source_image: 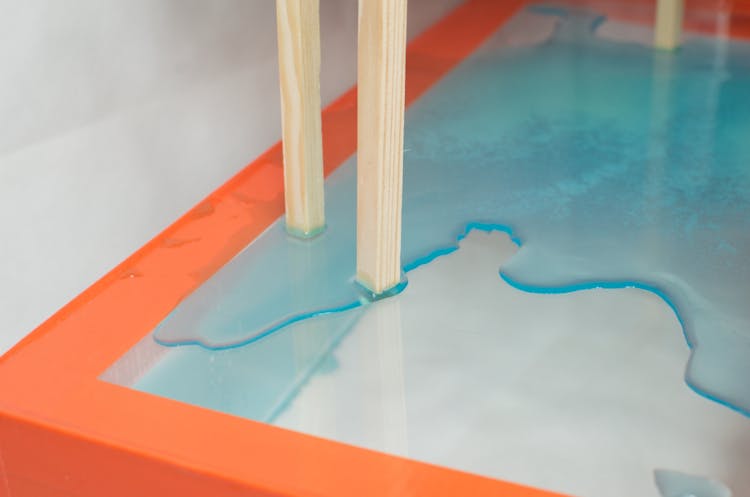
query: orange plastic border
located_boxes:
[1,2,748,497]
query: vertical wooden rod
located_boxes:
[654,0,684,50]
[356,0,408,294]
[276,0,325,237]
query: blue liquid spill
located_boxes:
[654,469,732,497]
[150,8,750,416]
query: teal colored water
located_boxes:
[654,469,731,497]
[143,8,750,416]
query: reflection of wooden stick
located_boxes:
[654,0,684,50]
[356,0,408,294]
[276,0,325,237]
[375,298,408,455]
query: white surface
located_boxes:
[0,0,461,355]
[275,231,750,497]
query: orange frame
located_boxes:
[1,2,749,496]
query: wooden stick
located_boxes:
[654,0,684,50]
[276,0,325,237]
[356,0,408,294]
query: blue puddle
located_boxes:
[654,469,731,497]
[138,7,750,419]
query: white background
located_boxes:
[0,0,461,354]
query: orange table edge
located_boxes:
[1,2,748,497]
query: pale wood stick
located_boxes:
[276,0,325,237]
[356,0,408,294]
[654,0,684,50]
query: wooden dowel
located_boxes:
[654,0,684,50]
[356,0,408,294]
[276,0,325,237]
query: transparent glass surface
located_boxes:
[110,6,750,497]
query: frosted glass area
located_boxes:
[151,5,750,418]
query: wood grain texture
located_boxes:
[654,0,684,50]
[276,0,325,237]
[356,0,408,294]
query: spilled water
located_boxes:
[145,7,750,416]
[654,469,732,497]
